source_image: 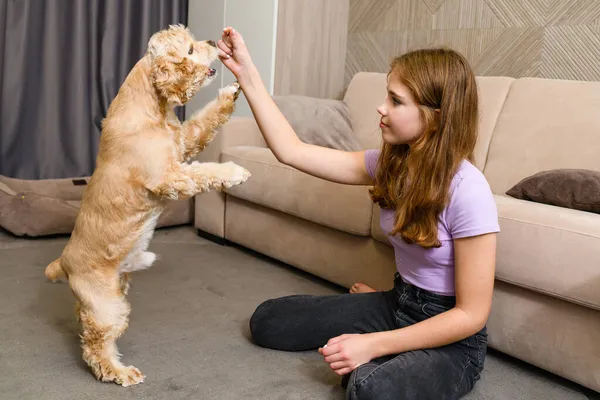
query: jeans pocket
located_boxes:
[420,301,450,318]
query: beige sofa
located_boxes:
[193,73,600,393]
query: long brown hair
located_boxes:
[369,48,478,248]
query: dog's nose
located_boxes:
[206,40,216,47]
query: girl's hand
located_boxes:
[318,334,378,376]
[217,27,258,87]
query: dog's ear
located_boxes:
[148,24,196,105]
[152,58,181,105]
[148,24,190,59]
[152,56,196,106]
[148,31,168,59]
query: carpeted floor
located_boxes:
[1,226,598,400]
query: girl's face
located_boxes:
[377,73,424,146]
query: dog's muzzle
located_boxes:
[208,68,216,77]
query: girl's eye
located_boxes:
[392,97,401,105]
[188,46,194,55]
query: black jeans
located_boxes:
[249,273,487,400]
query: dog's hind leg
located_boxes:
[70,272,144,386]
[117,251,156,296]
[119,273,131,296]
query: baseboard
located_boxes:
[196,228,230,246]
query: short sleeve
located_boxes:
[364,149,381,179]
[446,175,500,239]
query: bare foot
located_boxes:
[349,283,376,294]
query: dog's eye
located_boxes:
[188,46,194,55]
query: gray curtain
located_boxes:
[0,0,188,179]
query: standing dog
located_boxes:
[44,24,250,386]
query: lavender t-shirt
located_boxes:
[365,149,500,295]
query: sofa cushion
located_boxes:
[484,77,600,195]
[273,95,361,152]
[0,175,192,237]
[494,194,600,311]
[221,146,373,236]
[506,169,600,214]
[343,72,387,150]
[472,76,514,170]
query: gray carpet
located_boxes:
[1,226,598,400]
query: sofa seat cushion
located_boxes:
[221,146,373,236]
[495,194,600,310]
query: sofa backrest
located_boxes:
[472,77,514,170]
[483,77,600,195]
[343,72,387,150]
[343,72,514,171]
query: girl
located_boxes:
[218,27,499,400]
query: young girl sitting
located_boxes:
[217,27,499,400]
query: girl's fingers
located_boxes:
[324,353,345,363]
[333,367,354,376]
[329,361,349,371]
[218,49,230,59]
[217,40,232,56]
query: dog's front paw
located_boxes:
[218,82,241,102]
[219,161,251,188]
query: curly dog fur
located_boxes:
[44,24,250,386]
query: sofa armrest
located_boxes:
[194,116,266,239]
[195,116,267,163]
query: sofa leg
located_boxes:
[196,229,230,246]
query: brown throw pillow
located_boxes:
[273,95,362,152]
[505,169,600,213]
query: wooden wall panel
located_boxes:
[346,0,600,86]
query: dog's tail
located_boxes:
[45,258,67,282]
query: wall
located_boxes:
[188,0,351,106]
[187,0,278,117]
[274,0,349,99]
[189,1,600,110]
[346,0,600,85]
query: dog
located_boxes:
[44,24,250,386]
